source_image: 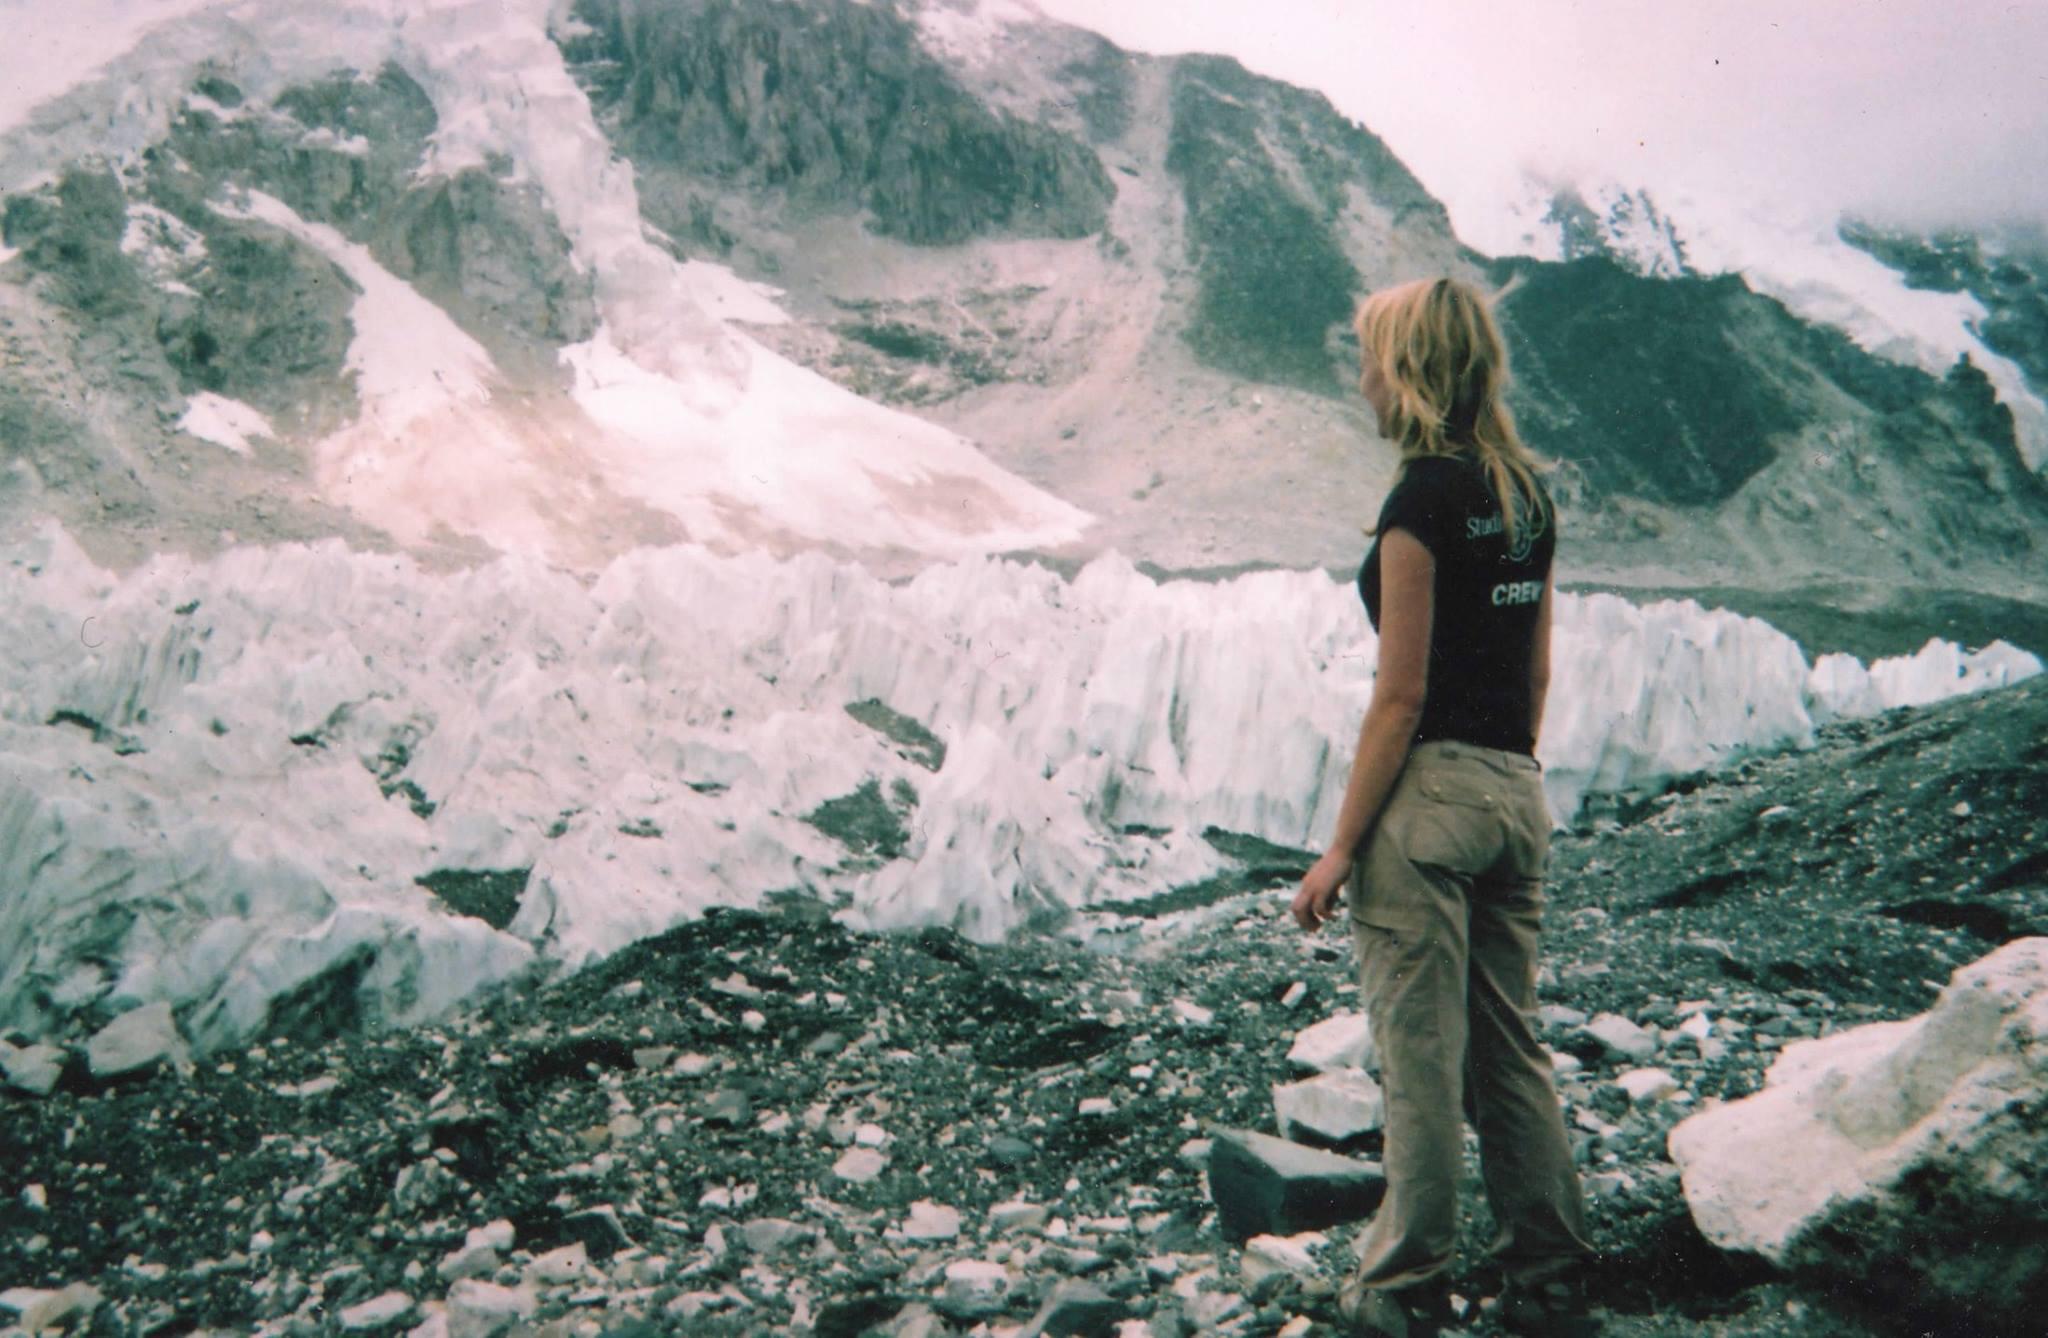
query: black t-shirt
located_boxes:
[1357,454,1556,754]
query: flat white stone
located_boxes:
[340,1291,414,1329]
[1616,1068,1681,1104]
[1078,1096,1115,1116]
[1173,999,1215,1026]
[1286,1013,1374,1073]
[1240,1234,1318,1286]
[1273,1069,1384,1143]
[991,1200,1050,1233]
[901,1200,962,1241]
[1582,1013,1658,1062]
[526,1242,588,1285]
[832,1147,887,1183]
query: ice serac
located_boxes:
[1669,938,2048,1331]
[0,525,2037,1054]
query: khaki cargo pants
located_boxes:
[1346,740,1593,1290]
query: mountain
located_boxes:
[1,0,2043,628]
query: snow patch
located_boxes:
[177,394,275,455]
[214,187,496,432]
[913,0,1042,70]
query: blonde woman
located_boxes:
[1290,277,1596,1336]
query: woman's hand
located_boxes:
[1293,851,1353,932]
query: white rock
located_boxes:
[1178,1138,1212,1168]
[1,1043,66,1095]
[740,1009,767,1032]
[1670,938,2048,1314]
[991,1200,1051,1233]
[833,1147,887,1183]
[941,1259,1009,1313]
[86,1002,187,1078]
[1279,982,1307,1008]
[1272,1069,1384,1143]
[1678,1013,1714,1042]
[1616,1068,1680,1105]
[1286,1012,1374,1073]
[673,1053,715,1077]
[1078,1096,1115,1116]
[525,1242,588,1285]
[901,1200,962,1241]
[1582,1013,1658,1062]
[739,1218,814,1254]
[1240,1234,1318,1286]
[23,1185,47,1212]
[0,1283,101,1332]
[1173,999,1215,1027]
[340,1291,415,1329]
[1549,1050,1583,1076]
[854,1122,889,1147]
[445,1279,537,1338]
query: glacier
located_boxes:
[2,524,2036,1056]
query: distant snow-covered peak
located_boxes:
[1492,178,1692,280]
[1483,170,2047,471]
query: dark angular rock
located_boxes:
[1020,1280,1123,1337]
[1206,1127,1385,1241]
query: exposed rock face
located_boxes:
[563,0,1115,246]
[1669,937,2048,1331]
[1164,54,1456,394]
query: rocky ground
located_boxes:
[3,676,2044,1337]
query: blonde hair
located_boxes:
[1356,276,1550,545]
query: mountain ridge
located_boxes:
[0,0,2040,619]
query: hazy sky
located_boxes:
[1031,0,2048,240]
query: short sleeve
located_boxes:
[1374,460,1456,558]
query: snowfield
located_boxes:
[2,524,2036,1054]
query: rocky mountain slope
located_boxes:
[1,0,2042,625]
[4,674,2042,1336]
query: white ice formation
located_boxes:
[2,523,2037,1055]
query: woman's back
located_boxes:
[1357,453,1554,755]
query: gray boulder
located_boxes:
[1206,1127,1385,1240]
[86,1002,187,1079]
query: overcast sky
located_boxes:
[1031,0,2048,243]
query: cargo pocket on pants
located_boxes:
[1393,770,1505,876]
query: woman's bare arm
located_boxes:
[1529,572,1554,749]
[1292,528,1433,931]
